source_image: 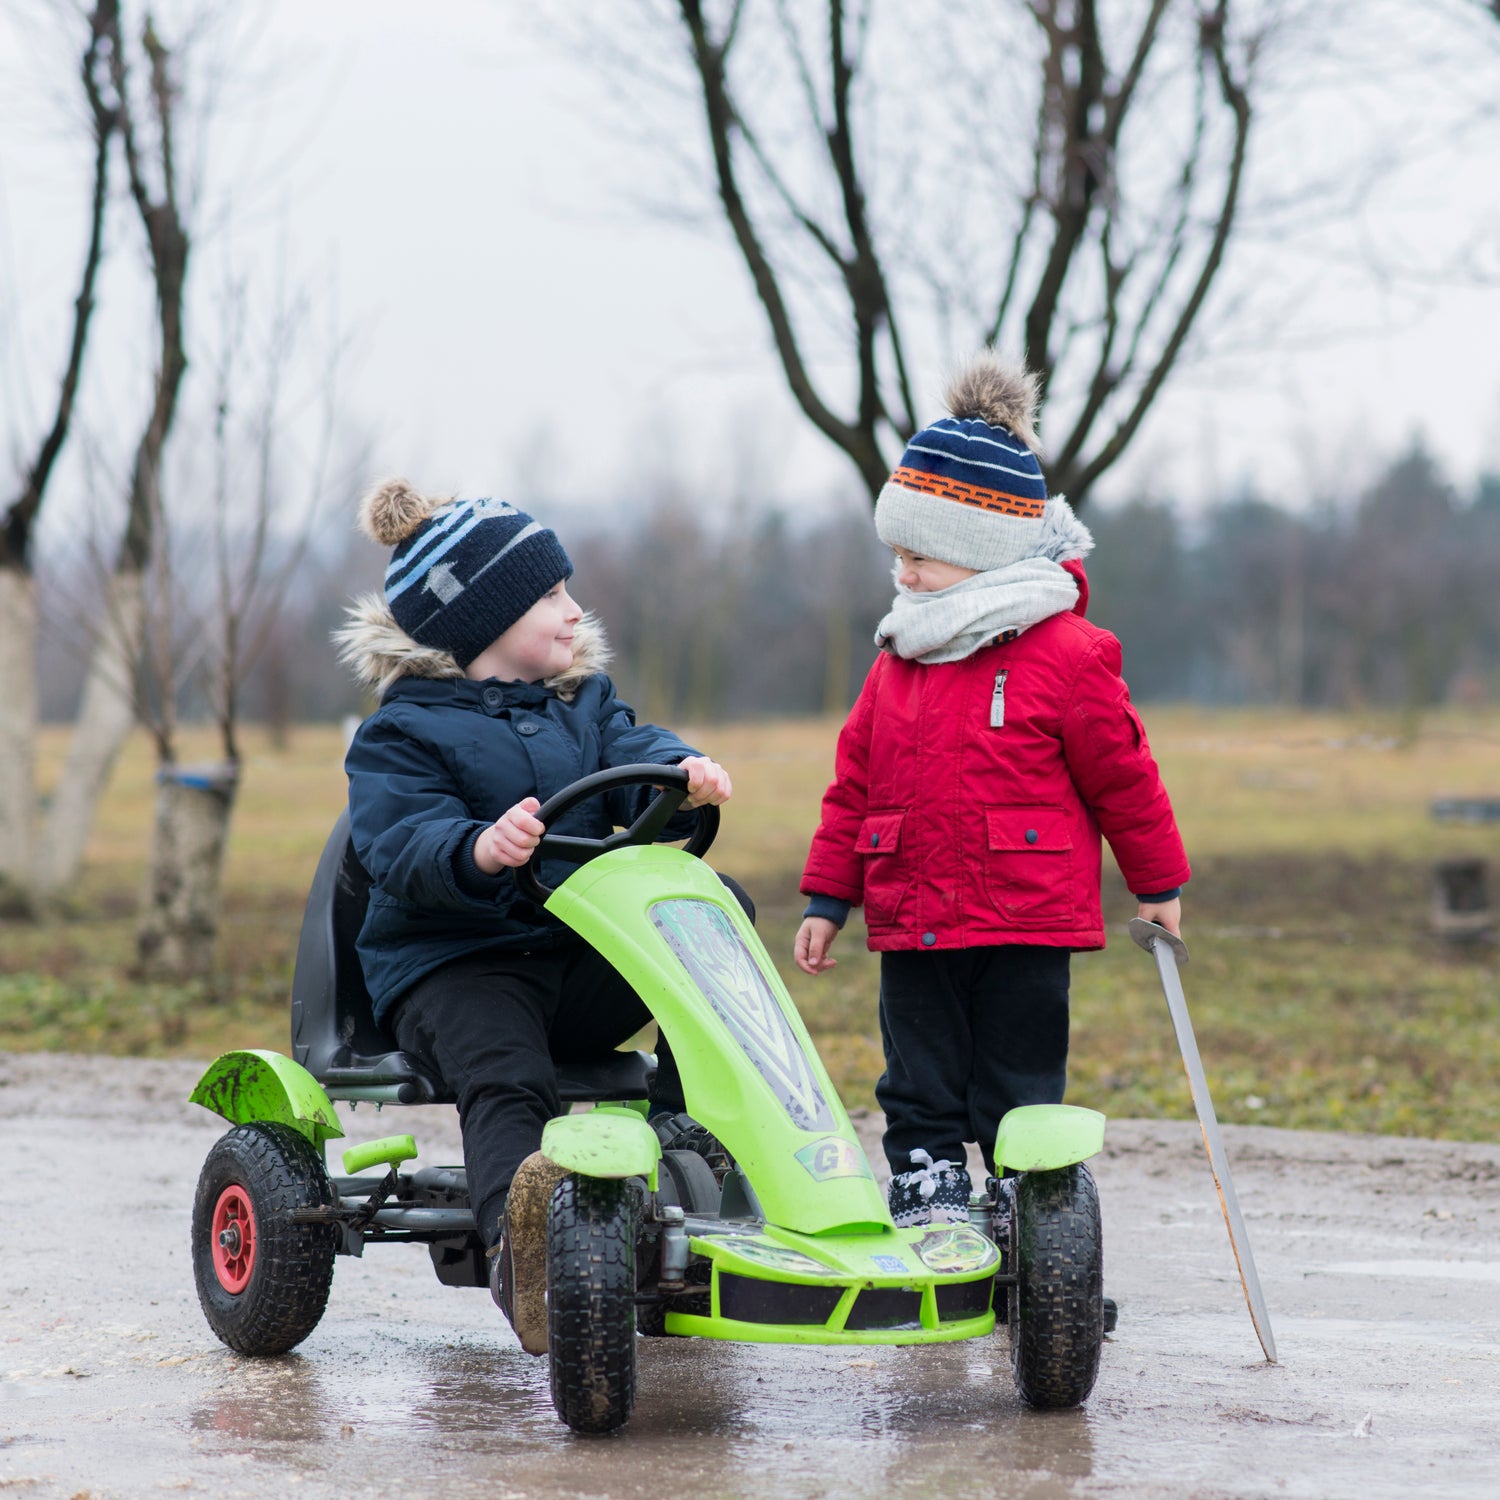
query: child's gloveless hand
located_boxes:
[794,916,840,976]
[1136,895,1182,937]
[474,796,546,873]
[679,756,732,808]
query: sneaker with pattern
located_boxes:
[887,1148,973,1228]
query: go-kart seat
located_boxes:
[289,810,656,1106]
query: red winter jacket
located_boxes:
[800,562,1189,952]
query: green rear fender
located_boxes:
[189,1049,344,1149]
[995,1103,1105,1172]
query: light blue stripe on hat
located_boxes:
[927,417,1032,458]
[387,507,492,602]
[904,441,1041,483]
[384,500,473,587]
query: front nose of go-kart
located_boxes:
[541,841,1009,1344]
[662,1217,1000,1344]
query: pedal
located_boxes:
[342,1134,418,1176]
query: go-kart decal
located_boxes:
[794,1136,875,1183]
[912,1227,999,1275]
[869,1254,910,1274]
[651,900,836,1133]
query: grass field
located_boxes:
[4,708,1500,1141]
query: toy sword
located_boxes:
[1129,918,1278,1363]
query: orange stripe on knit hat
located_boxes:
[889,465,1046,520]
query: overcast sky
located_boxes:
[3,0,1500,543]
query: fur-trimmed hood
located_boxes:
[335,596,612,701]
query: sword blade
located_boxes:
[1141,927,1278,1364]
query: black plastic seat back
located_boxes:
[289,812,654,1106]
[289,811,448,1101]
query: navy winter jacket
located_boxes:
[345,671,699,1023]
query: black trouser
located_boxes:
[392,941,685,1248]
[876,945,1071,1179]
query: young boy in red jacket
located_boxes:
[794,352,1190,1228]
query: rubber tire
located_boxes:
[661,1149,722,1215]
[547,1175,637,1434]
[191,1123,338,1356]
[1008,1162,1104,1409]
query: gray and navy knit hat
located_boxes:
[875,353,1049,572]
[358,479,573,668]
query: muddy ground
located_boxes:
[1,1051,1497,1500]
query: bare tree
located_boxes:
[0,0,118,904]
[134,275,353,982]
[37,4,193,897]
[656,0,1260,508]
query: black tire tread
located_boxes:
[191,1123,338,1356]
[547,1175,636,1434]
[1008,1162,1104,1408]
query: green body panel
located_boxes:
[342,1134,418,1176]
[542,1110,661,1188]
[664,1310,995,1346]
[661,1221,998,1344]
[189,1049,344,1148]
[545,846,889,1237]
[994,1103,1105,1171]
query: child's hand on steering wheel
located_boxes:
[679,756,732,808]
[475,797,546,873]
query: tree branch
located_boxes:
[107,7,191,574]
[675,0,886,494]
[1070,1,1252,498]
[0,0,118,571]
[1023,0,1108,394]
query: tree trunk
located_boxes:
[35,570,145,896]
[0,567,38,910]
[136,761,239,982]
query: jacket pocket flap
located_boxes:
[985,807,1072,853]
[857,811,905,855]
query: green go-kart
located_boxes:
[188,765,1107,1434]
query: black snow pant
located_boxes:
[875,945,1071,1179]
[391,877,755,1247]
[392,941,684,1249]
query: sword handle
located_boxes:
[1129,916,1189,965]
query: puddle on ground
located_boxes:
[1319,1260,1500,1282]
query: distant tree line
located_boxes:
[35,444,1500,727]
[1088,448,1500,714]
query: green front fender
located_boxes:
[995,1103,1105,1172]
[189,1049,344,1149]
[545,845,887,1237]
[542,1110,661,1189]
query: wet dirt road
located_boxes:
[2,1051,1497,1500]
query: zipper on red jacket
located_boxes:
[990,669,1008,728]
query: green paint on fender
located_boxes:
[995,1103,1105,1171]
[543,1110,661,1184]
[189,1049,344,1148]
[545,846,890,1237]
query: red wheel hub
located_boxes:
[210,1184,257,1294]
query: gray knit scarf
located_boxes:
[874,497,1094,664]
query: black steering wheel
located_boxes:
[512,762,720,904]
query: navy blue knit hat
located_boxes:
[359,479,573,668]
[875,353,1049,572]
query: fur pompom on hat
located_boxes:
[876,351,1069,573]
[359,477,443,546]
[944,354,1041,452]
[354,476,573,670]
